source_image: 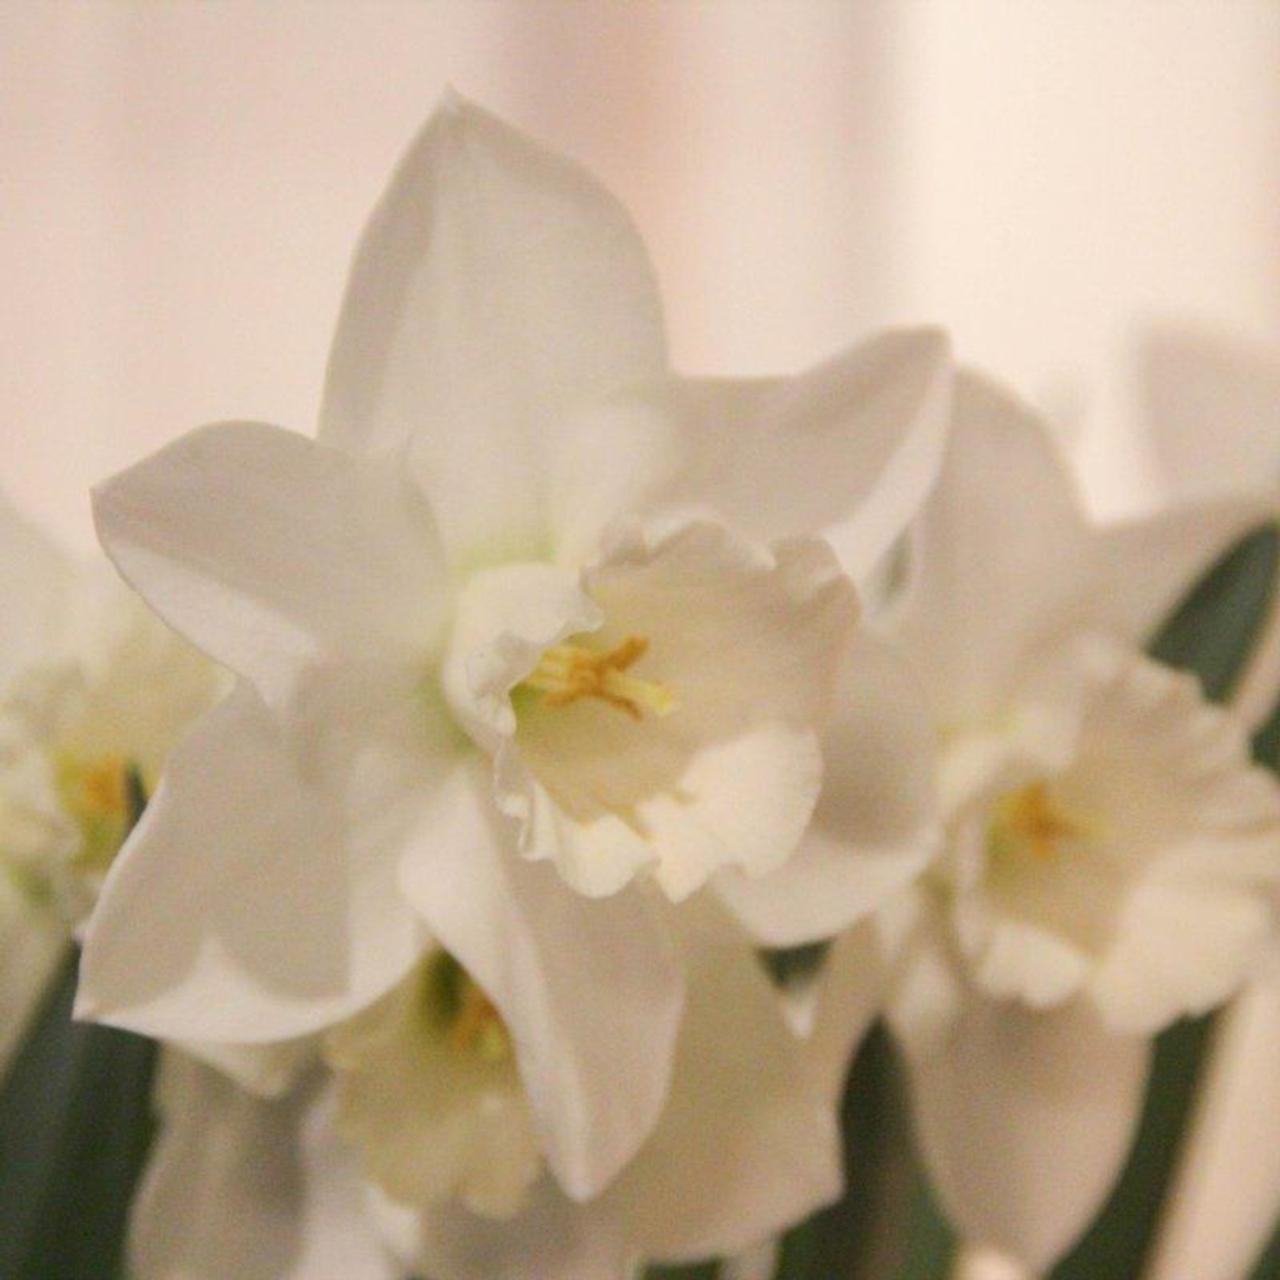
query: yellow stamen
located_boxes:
[52,750,132,871]
[422,951,513,1063]
[448,981,511,1062]
[989,781,1087,863]
[522,636,678,720]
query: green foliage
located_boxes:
[0,948,158,1280]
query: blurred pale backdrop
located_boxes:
[2,2,1278,541]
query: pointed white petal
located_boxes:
[77,682,430,1043]
[553,330,951,577]
[897,367,1271,727]
[894,371,1098,722]
[399,1177,634,1280]
[806,920,896,1104]
[131,1054,396,1280]
[902,991,1150,1273]
[320,92,666,559]
[1145,956,1280,1280]
[92,422,446,704]
[398,759,683,1202]
[615,912,843,1263]
[174,1037,318,1100]
[716,632,939,946]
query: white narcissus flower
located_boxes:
[128,912,860,1280]
[1125,324,1280,1280]
[0,492,221,1072]
[77,90,948,1245]
[818,369,1280,1273]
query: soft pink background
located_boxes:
[3,3,1278,551]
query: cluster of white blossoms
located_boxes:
[4,95,1280,1280]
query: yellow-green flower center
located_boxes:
[518,635,677,721]
[52,750,138,873]
[987,780,1090,864]
[422,951,512,1063]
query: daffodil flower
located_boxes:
[0,492,220,1071]
[78,94,949,1208]
[128,910,855,1280]
[821,370,1280,1272]
[1124,323,1280,1280]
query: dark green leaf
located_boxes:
[775,1022,926,1280]
[1249,1215,1280,1280]
[0,945,158,1279]
[644,1263,720,1280]
[0,769,158,1279]
[1148,522,1278,703]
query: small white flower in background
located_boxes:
[0,493,221,1071]
[817,369,1280,1273]
[1123,324,1280,1280]
[74,90,948,1269]
[129,908,859,1280]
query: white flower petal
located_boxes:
[398,758,684,1202]
[897,369,1273,723]
[1092,881,1277,1034]
[400,1177,633,1280]
[805,920,895,1104]
[1093,497,1277,652]
[175,1037,318,1101]
[131,1054,396,1280]
[319,92,666,560]
[77,682,430,1043]
[894,370,1098,721]
[715,632,939,946]
[549,329,951,580]
[0,492,74,681]
[92,421,446,704]
[902,990,1150,1273]
[325,970,541,1219]
[1145,955,1280,1280]
[613,911,843,1263]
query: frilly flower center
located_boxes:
[987,780,1092,864]
[519,635,678,721]
[422,951,512,1063]
[51,750,143,872]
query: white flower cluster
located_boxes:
[3,95,1279,1280]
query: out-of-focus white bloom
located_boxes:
[78,91,947,1214]
[0,493,220,1071]
[130,911,849,1280]
[1124,324,1280,1280]
[819,369,1280,1272]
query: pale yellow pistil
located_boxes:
[988,781,1088,863]
[522,636,678,720]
